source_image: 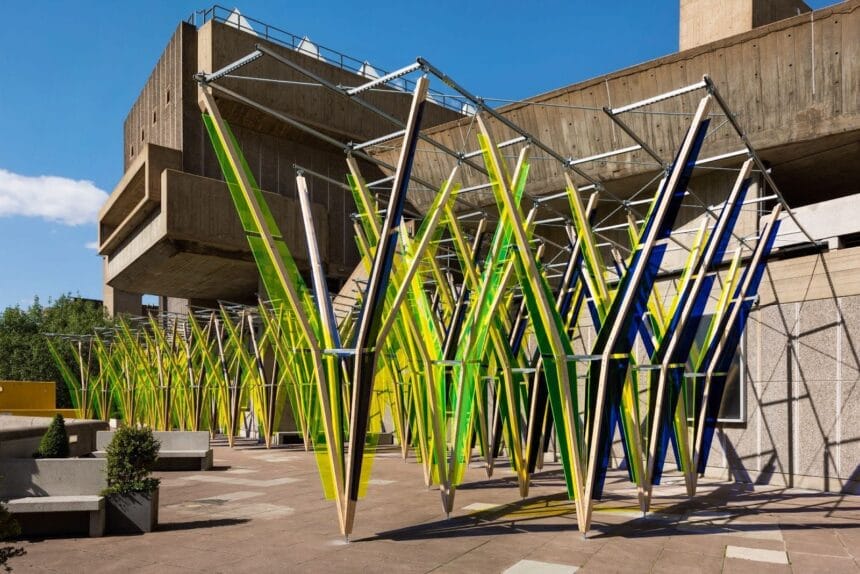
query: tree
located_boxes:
[0,295,112,408]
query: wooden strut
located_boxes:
[476,113,589,534]
[643,158,754,509]
[198,86,348,535]
[343,76,429,536]
[583,95,714,533]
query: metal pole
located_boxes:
[703,75,817,244]
[418,57,601,187]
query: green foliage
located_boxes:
[34,414,70,458]
[104,426,161,495]
[0,295,112,408]
[0,479,25,572]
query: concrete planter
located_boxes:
[106,489,159,533]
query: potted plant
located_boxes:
[34,414,70,458]
[104,426,161,533]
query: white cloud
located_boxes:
[84,241,99,250]
[0,168,108,226]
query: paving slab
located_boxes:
[7,442,859,573]
[725,545,789,564]
[502,559,579,573]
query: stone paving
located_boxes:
[10,441,860,573]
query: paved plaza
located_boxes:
[11,442,860,573]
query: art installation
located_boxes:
[50,51,795,540]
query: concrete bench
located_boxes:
[0,414,109,457]
[272,431,305,446]
[0,458,107,537]
[95,430,213,471]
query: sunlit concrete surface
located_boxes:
[11,441,860,573]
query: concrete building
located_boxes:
[98,1,860,493]
[98,12,460,314]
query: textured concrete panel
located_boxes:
[755,380,792,486]
[840,381,860,485]
[795,298,839,480]
[722,423,759,477]
[839,296,860,483]
[756,304,793,384]
[754,303,795,484]
[841,296,860,379]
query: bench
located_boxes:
[0,414,109,457]
[95,430,213,471]
[272,431,305,446]
[0,458,107,537]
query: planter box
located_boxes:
[106,489,159,533]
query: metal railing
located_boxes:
[187,5,464,113]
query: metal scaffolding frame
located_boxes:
[180,40,808,539]
[195,46,816,280]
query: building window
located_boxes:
[166,89,171,104]
[684,315,746,424]
[153,110,157,124]
[130,146,134,157]
[141,129,145,141]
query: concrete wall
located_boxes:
[198,120,355,279]
[124,23,194,171]
[706,291,860,493]
[188,21,461,280]
[103,168,331,301]
[753,0,813,28]
[377,0,860,212]
[107,18,466,308]
[680,0,811,50]
[681,0,754,50]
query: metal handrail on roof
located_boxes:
[187,4,464,113]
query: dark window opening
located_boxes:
[717,354,743,422]
[684,315,746,424]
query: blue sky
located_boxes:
[0,0,836,309]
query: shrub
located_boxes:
[0,485,25,571]
[35,414,70,458]
[104,426,161,495]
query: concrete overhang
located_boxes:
[99,144,181,255]
[102,167,328,302]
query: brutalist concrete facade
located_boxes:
[99,18,460,313]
